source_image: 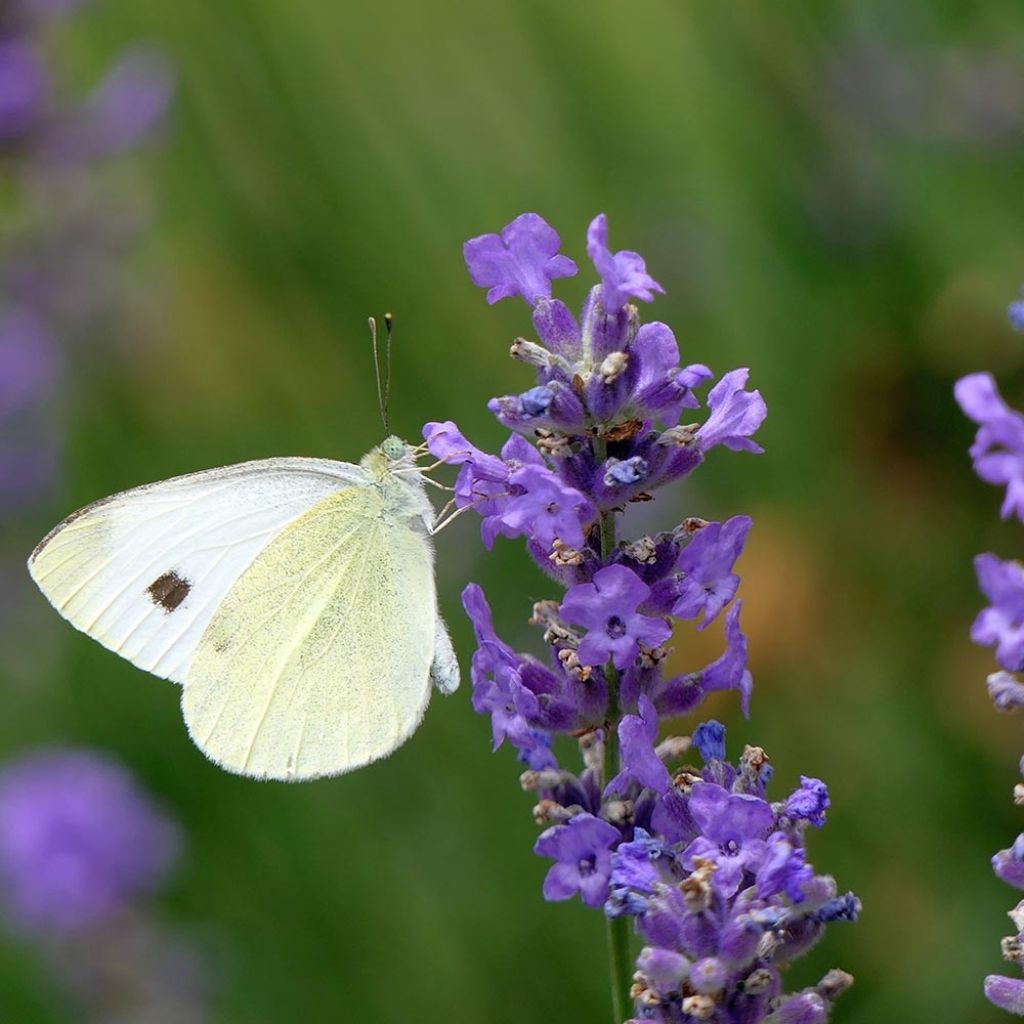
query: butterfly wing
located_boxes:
[181,485,436,780]
[28,458,369,684]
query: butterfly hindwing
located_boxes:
[182,485,437,780]
[28,458,369,684]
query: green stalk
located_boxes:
[594,437,633,1024]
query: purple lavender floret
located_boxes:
[673,516,753,628]
[586,213,664,310]
[0,749,179,934]
[534,813,620,908]
[464,213,577,306]
[561,565,671,671]
[437,213,854,1022]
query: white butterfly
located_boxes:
[28,317,462,781]
[27,435,460,782]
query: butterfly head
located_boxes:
[363,435,418,478]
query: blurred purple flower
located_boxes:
[0,5,173,526]
[1009,287,1024,333]
[955,372,1024,522]
[972,553,1024,672]
[0,749,179,933]
[0,39,47,139]
[0,307,58,419]
[42,49,174,164]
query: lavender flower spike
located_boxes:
[464,213,577,306]
[957,365,1024,1017]
[442,213,855,1023]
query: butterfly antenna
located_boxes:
[383,312,394,436]
[368,316,388,433]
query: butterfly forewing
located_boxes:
[28,458,368,684]
[182,485,437,781]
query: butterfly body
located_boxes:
[28,437,459,781]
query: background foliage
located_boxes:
[3,1,1024,1020]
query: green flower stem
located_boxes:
[595,434,632,1023]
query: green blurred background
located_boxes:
[4,0,1024,1020]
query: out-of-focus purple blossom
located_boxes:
[464,213,577,306]
[0,307,58,418]
[955,372,1024,522]
[534,813,619,908]
[0,3,173,525]
[0,39,47,139]
[972,554,1024,672]
[42,49,174,164]
[1009,287,1024,333]
[561,564,671,670]
[0,749,179,933]
[586,213,664,311]
[672,515,753,628]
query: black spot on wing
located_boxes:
[147,570,191,613]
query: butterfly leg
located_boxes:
[430,614,460,695]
